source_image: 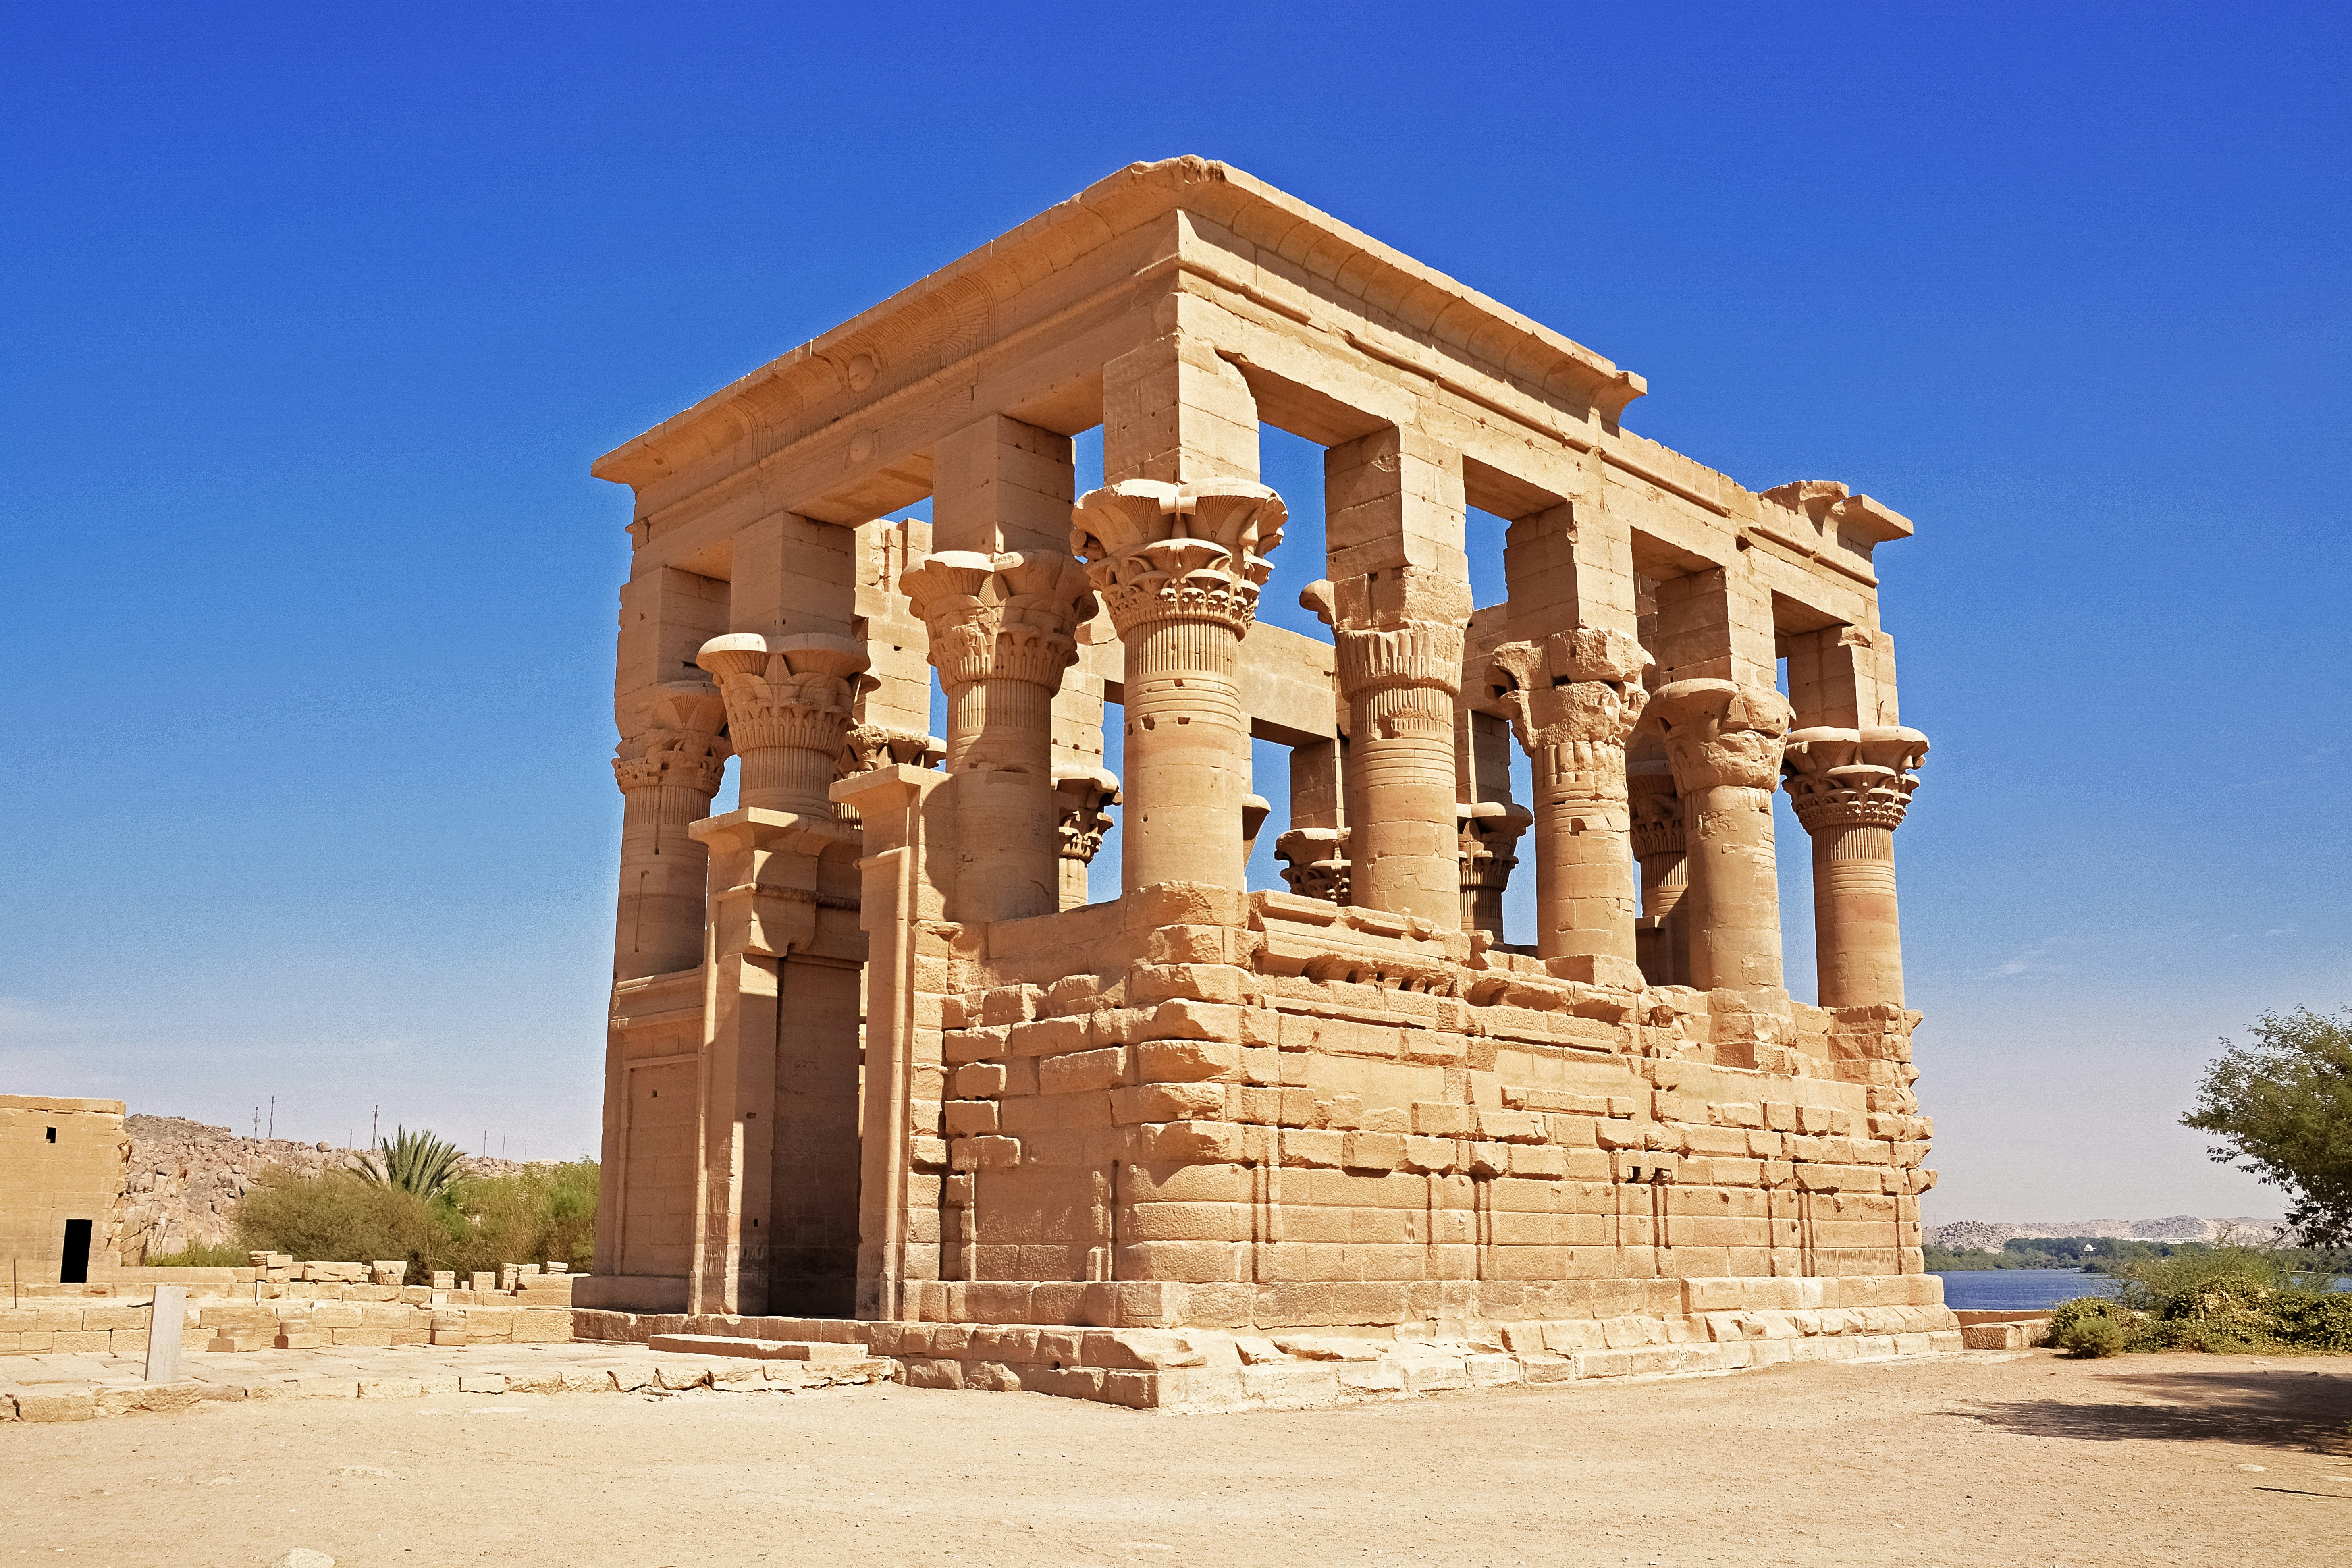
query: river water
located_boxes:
[1933,1267,2352,1310]
[1932,1269,2120,1310]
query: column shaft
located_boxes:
[1651,679,1793,994]
[1783,726,1928,1008]
[1071,480,1287,895]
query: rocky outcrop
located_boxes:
[1929,1217,2286,1252]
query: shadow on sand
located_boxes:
[1949,1366,2352,1453]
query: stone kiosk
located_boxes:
[583,159,1950,1405]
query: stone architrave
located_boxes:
[1303,572,1471,928]
[902,550,1096,923]
[1648,679,1793,994]
[610,681,731,982]
[1069,478,1286,893]
[1488,628,1652,981]
[1782,726,1928,1007]
[1627,751,1687,987]
[1051,765,1120,911]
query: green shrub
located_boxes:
[232,1153,598,1280]
[2048,1296,2139,1356]
[237,1168,469,1276]
[2275,1290,2352,1352]
[141,1240,253,1268]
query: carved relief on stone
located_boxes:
[1486,627,1652,791]
[1274,827,1349,903]
[611,681,731,797]
[900,550,1097,690]
[1068,479,1286,636]
[1648,679,1793,795]
[1051,766,1120,866]
[1780,727,1929,834]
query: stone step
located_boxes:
[646,1334,868,1362]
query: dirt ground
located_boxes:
[5,1349,2347,1567]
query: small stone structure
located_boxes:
[586,158,1950,1401]
[2,1096,131,1286]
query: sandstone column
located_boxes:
[690,629,873,1318]
[1305,574,1469,927]
[1782,727,1928,1007]
[1626,750,1688,987]
[1457,803,1533,941]
[610,682,731,982]
[1649,679,1793,993]
[1070,478,1286,893]
[1051,766,1120,911]
[902,550,1096,924]
[1487,629,1651,981]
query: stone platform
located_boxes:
[0,1340,889,1422]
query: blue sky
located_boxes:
[4,3,2344,1217]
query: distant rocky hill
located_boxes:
[1929,1216,2286,1253]
[122,1114,531,1263]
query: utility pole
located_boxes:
[267,1097,275,1141]
[371,1105,379,1148]
[251,1107,260,1140]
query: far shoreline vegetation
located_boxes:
[1927,1236,2352,1276]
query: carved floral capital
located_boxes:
[1457,802,1534,891]
[612,682,731,797]
[1649,679,1793,794]
[1052,766,1121,865]
[1781,726,1928,833]
[901,550,1096,690]
[1069,479,1286,637]
[696,632,875,762]
[1626,755,1683,859]
[1488,628,1652,788]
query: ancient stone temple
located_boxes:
[583,159,1951,1401]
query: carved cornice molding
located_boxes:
[1069,479,1286,638]
[1488,627,1652,791]
[901,550,1096,690]
[697,632,875,762]
[1782,725,1928,834]
[1649,679,1793,795]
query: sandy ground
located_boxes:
[4,1349,2347,1567]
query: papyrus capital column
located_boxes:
[1651,679,1793,993]
[1304,570,1469,928]
[1458,802,1533,940]
[1783,726,1928,1007]
[1052,766,1120,911]
[903,550,1095,922]
[1627,752,1688,988]
[611,682,731,982]
[1490,628,1652,979]
[1070,478,1286,893]
[697,633,874,816]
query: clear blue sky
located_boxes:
[4,4,2344,1218]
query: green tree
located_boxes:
[356,1126,464,1200]
[2183,1007,2352,1246]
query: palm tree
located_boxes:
[357,1126,463,1200]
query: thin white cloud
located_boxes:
[1984,938,2068,980]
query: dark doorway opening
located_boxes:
[60,1218,91,1284]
